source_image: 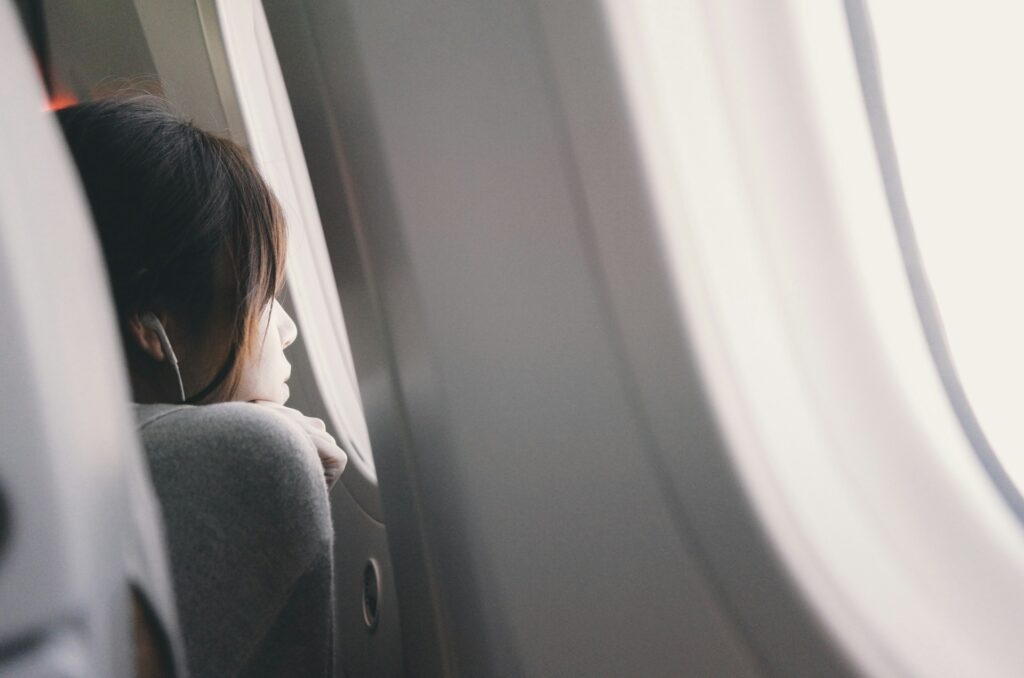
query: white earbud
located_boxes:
[140,312,187,403]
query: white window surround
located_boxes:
[203,0,375,478]
[604,0,1024,676]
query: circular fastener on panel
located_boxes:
[362,558,381,633]
[0,486,6,565]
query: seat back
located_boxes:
[0,8,170,676]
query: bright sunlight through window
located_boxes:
[868,3,1024,485]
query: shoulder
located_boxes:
[138,401,306,446]
[134,403,334,634]
[136,402,325,505]
[138,402,309,457]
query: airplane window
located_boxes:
[213,0,376,476]
[864,2,1024,493]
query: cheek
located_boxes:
[230,354,261,402]
[232,328,290,403]
[260,325,288,372]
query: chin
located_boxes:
[238,381,289,405]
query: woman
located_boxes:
[58,96,345,677]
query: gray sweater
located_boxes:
[136,402,335,678]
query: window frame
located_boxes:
[602,0,1024,675]
[198,0,376,482]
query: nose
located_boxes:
[274,300,298,349]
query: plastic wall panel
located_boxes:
[259,0,843,675]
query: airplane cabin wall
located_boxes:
[262,0,855,675]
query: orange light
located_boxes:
[45,92,78,112]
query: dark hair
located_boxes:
[58,96,285,401]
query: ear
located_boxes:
[127,313,167,362]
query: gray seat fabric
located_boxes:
[135,402,335,678]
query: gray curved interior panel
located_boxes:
[279,296,404,675]
[0,8,136,675]
[265,0,855,676]
[330,470,405,677]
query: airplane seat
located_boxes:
[0,7,186,677]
